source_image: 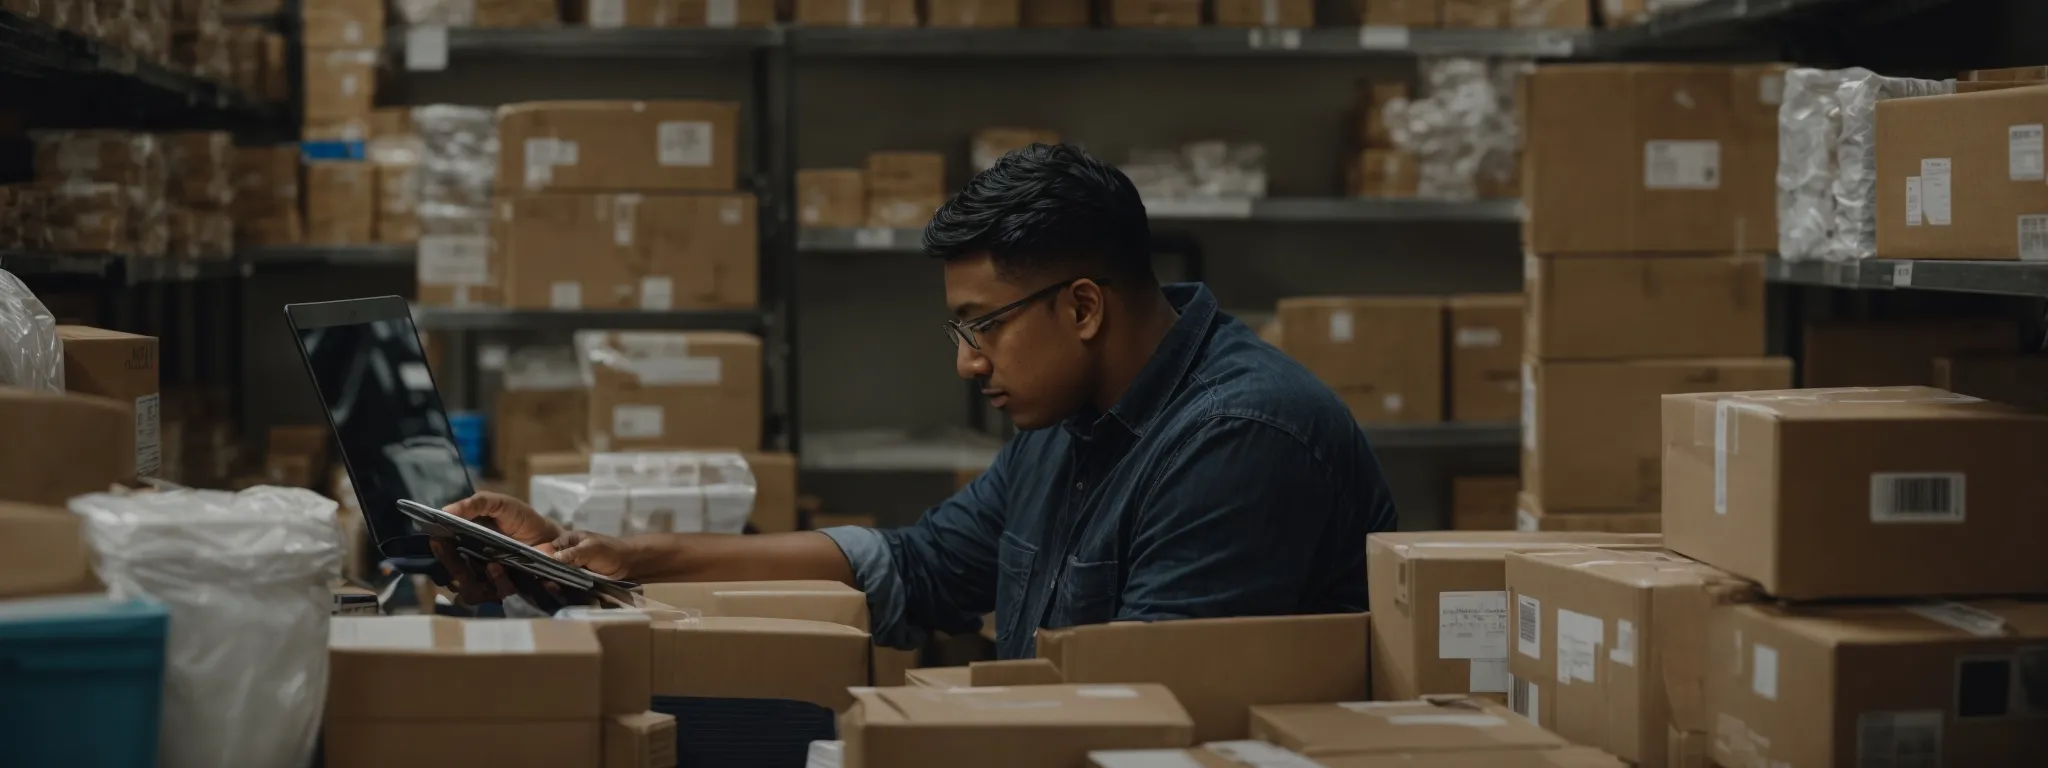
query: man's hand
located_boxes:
[551,531,634,579]
[431,491,565,604]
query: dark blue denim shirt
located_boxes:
[822,283,1396,658]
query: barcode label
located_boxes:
[1516,594,1542,659]
[1870,472,1966,523]
[1510,676,1540,724]
[2020,215,2048,262]
[134,393,161,477]
[2012,124,2045,181]
[1906,177,1923,226]
[1858,710,1942,768]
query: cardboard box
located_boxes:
[1360,0,1437,26]
[556,609,654,716]
[232,144,300,219]
[865,151,946,196]
[302,48,377,119]
[1347,149,1419,197]
[163,131,234,209]
[1106,0,1200,27]
[1353,81,1410,150]
[498,101,741,193]
[1803,319,2015,388]
[1092,746,1628,768]
[1662,386,2048,599]
[1932,354,2048,412]
[1022,0,1089,26]
[1442,0,1509,27]
[1036,613,1372,742]
[968,658,1064,686]
[1249,697,1567,757]
[904,666,972,688]
[971,126,1060,171]
[602,712,676,768]
[1522,64,1785,254]
[1366,532,1662,702]
[1514,493,1659,533]
[650,616,870,710]
[874,645,919,687]
[305,161,375,244]
[1450,475,1519,530]
[1276,296,1443,424]
[0,502,97,598]
[1705,600,2048,768]
[866,194,945,229]
[841,684,1194,768]
[1525,254,1765,361]
[1447,294,1522,422]
[927,0,1021,27]
[640,580,869,630]
[302,0,383,47]
[1875,86,2048,260]
[793,0,918,26]
[1524,356,1791,513]
[1214,0,1313,28]
[1504,548,1755,766]
[573,0,775,27]
[498,193,757,310]
[797,169,865,228]
[56,326,160,477]
[584,331,762,451]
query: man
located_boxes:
[438,144,1397,658]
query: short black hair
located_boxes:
[922,143,1154,285]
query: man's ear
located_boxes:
[1071,280,1105,342]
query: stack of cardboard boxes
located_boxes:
[163,131,237,260]
[33,131,169,257]
[863,151,948,229]
[299,0,383,245]
[1359,0,1593,28]
[1517,63,1793,533]
[1346,80,1417,198]
[233,144,303,245]
[1267,291,1521,431]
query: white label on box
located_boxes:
[1611,619,1636,666]
[1921,158,1952,226]
[1515,508,1538,532]
[1204,742,1321,768]
[1714,400,1732,515]
[1643,140,1721,190]
[1328,309,1354,342]
[134,393,161,477]
[1516,593,1542,659]
[1751,643,1779,700]
[720,199,745,225]
[1759,73,1784,106]
[1091,751,1206,768]
[635,356,722,386]
[1455,327,1503,348]
[613,194,640,246]
[397,361,435,392]
[478,344,509,371]
[1438,590,1509,660]
[659,121,715,167]
[588,0,625,27]
[463,621,536,653]
[1869,472,1965,523]
[1382,393,1403,414]
[1603,0,1623,15]
[1556,609,1602,684]
[1468,658,1510,694]
[1357,25,1410,50]
[1856,711,1942,768]
[341,74,359,97]
[2012,125,2045,181]
[343,22,364,44]
[556,140,580,167]
[2020,215,2048,261]
[1388,714,1507,727]
[1893,261,1915,287]
[1075,685,1139,699]
[404,25,449,71]
[1520,364,1536,451]
[549,281,582,309]
[706,0,738,26]
[612,404,665,439]
[853,227,895,249]
[331,616,434,649]
[1906,176,1924,226]
[524,138,559,187]
[640,276,674,310]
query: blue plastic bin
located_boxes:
[448,410,487,473]
[0,595,169,768]
[301,140,367,161]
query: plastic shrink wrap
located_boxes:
[69,487,343,768]
[532,451,759,537]
[0,269,63,391]
[1776,68,1866,261]
[1386,58,1527,201]
[1830,72,1952,260]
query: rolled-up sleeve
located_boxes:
[819,450,1009,649]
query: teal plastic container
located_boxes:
[0,595,169,768]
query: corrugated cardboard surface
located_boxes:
[1365,532,1662,703]
[327,617,603,721]
[1504,549,1754,766]
[1450,475,1519,530]
[1276,296,1443,424]
[325,721,599,768]
[558,611,654,716]
[797,169,866,228]
[301,49,376,119]
[301,0,384,47]
[1706,601,2048,768]
[904,666,972,689]
[1932,353,2048,412]
[1249,698,1566,757]
[497,101,740,193]
[1360,0,1438,25]
[306,161,376,244]
[865,151,946,196]
[585,331,763,451]
[1447,294,1522,422]
[841,684,1193,768]
[0,387,134,504]
[56,325,159,477]
[1875,86,2048,259]
[602,712,676,768]
[1524,254,1764,360]
[1105,0,1202,27]
[1802,319,2016,388]
[0,502,97,598]
[1661,386,2048,599]
[498,193,756,310]
[970,657,1065,687]
[1524,356,1791,513]
[1213,0,1311,27]
[640,580,869,630]
[1093,746,1629,768]
[1037,613,1371,742]
[1522,64,1784,254]
[650,616,869,709]
[794,0,919,26]
[1513,495,1661,534]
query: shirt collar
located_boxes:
[1062,283,1216,440]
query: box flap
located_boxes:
[641,580,869,630]
[1248,698,1566,756]
[327,617,602,722]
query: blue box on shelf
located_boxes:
[0,594,169,768]
[302,140,366,161]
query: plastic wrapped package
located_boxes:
[413,104,498,236]
[1776,68,1867,261]
[1386,58,1526,201]
[1123,143,1266,205]
[69,487,343,768]
[0,269,64,392]
[531,451,758,536]
[1830,72,1953,260]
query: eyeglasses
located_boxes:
[944,278,1102,351]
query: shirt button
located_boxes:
[1075,482,1085,491]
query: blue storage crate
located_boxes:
[0,595,169,768]
[302,140,366,161]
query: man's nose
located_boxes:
[955,343,990,380]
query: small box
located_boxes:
[1347,149,1419,197]
[1106,0,1200,27]
[163,132,234,209]
[1276,296,1443,424]
[744,452,799,533]
[305,161,374,244]
[584,331,763,451]
[1353,80,1410,149]
[373,162,421,243]
[301,0,384,47]
[927,0,1020,27]
[497,101,741,193]
[865,151,946,196]
[1250,697,1566,757]
[1359,0,1438,26]
[1447,293,1522,422]
[1931,354,2048,413]
[1213,0,1313,28]
[602,712,676,768]
[842,684,1194,768]
[231,144,301,219]
[1526,253,1766,361]
[1662,386,2048,599]
[651,616,870,710]
[0,502,98,598]
[1450,475,1519,530]
[1875,85,2048,260]
[792,0,918,26]
[796,169,865,228]
[866,194,945,229]
[972,127,1060,171]
[300,48,377,119]
[0,389,135,506]
[1802,319,2015,388]
[1524,356,1791,513]
[556,609,653,715]
[497,193,757,311]
[1514,493,1660,533]
[56,326,161,478]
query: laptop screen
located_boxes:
[286,297,473,560]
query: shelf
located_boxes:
[1767,258,2048,299]
[798,199,1522,252]
[245,244,418,268]
[802,422,1516,471]
[790,26,1582,58]
[0,10,276,123]
[1588,0,1923,53]
[0,251,245,284]
[393,26,778,68]
[413,307,771,332]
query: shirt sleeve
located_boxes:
[819,446,1011,649]
[1117,415,1357,621]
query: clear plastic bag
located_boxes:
[531,451,759,537]
[69,486,344,768]
[0,269,63,392]
[1776,68,1868,261]
[1387,57,1527,201]
[413,105,498,237]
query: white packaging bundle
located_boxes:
[1777,68,1869,261]
[1387,58,1527,201]
[70,486,343,768]
[532,451,758,536]
[0,269,62,391]
[1830,72,1954,260]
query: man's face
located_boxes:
[943,254,1099,431]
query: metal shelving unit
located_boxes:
[789,26,1581,58]
[0,10,276,124]
[1767,257,2048,299]
[414,307,771,332]
[393,26,778,66]
[244,245,418,268]
[0,252,247,285]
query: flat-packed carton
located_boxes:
[1706,601,2048,768]
[1450,475,1518,530]
[1213,0,1312,27]
[651,616,869,710]
[1522,64,1785,253]
[1662,386,2048,599]
[602,712,676,768]
[927,0,1021,26]
[325,617,602,768]
[583,331,762,451]
[1249,697,1566,757]
[497,193,757,310]
[1932,353,2048,412]
[302,0,384,47]
[797,169,865,228]
[493,389,587,478]
[0,502,97,598]
[1802,319,2015,387]
[1514,493,1659,533]
[56,326,160,477]
[305,161,375,244]
[1524,254,1765,360]
[1093,746,1629,768]
[1447,294,1521,422]
[302,48,377,119]
[1524,356,1791,513]
[841,684,1194,768]
[1365,532,1662,702]
[1107,0,1201,27]
[498,101,740,193]
[1875,86,2048,260]
[640,580,869,630]
[556,609,654,715]
[1360,0,1438,26]
[793,0,919,26]
[1275,296,1443,424]
[1505,548,1755,767]
[1036,613,1372,741]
